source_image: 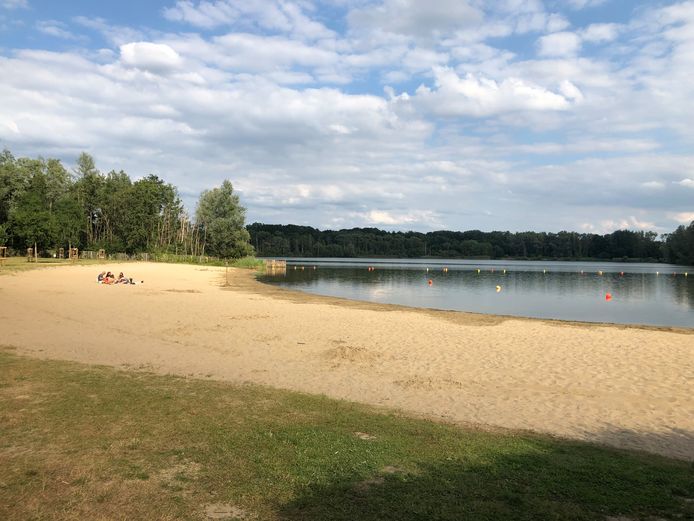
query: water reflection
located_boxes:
[260,260,694,328]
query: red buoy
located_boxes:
[605,293,612,301]
[428,279,433,286]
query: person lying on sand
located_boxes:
[97,271,106,283]
[115,272,129,284]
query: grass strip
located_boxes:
[0,350,691,520]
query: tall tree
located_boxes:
[195,180,253,258]
[73,152,103,245]
[8,169,56,252]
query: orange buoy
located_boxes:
[605,293,612,301]
[496,285,501,293]
[428,279,433,286]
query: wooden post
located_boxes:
[34,242,38,263]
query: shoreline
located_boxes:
[1,262,693,460]
[247,269,694,334]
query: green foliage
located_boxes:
[247,224,671,262]
[0,148,248,257]
[195,180,253,258]
[664,221,694,265]
[8,166,56,248]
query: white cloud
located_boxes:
[566,0,608,9]
[537,32,582,57]
[581,23,621,43]
[547,13,571,33]
[36,20,80,41]
[73,16,143,46]
[586,217,658,233]
[358,209,441,227]
[401,47,449,71]
[164,0,335,40]
[558,79,583,101]
[120,42,183,72]
[677,178,694,188]
[0,0,27,9]
[348,0,483,38]
[407,67,571,117]
[641,181,665,190]
[668,212,694,224]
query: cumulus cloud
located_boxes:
[582,216,658,234]
[357,209,441,227]
[581,23,621,43]
[536,31,582,56]
[677,178,694,188]
[164,0,335,40]
[406,67,571,117]
[668,212,694,224]
[120,42,183,72]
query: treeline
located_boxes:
[2,148,692,265]
[0,150,252,258]
[248,223,694,265]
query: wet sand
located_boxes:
[1,262,692,460]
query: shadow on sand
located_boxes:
[278,428,694,521]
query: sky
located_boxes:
[0,0,693,234]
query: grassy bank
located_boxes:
[0,256,108,274]
[0,350,691,520]
[0,255,263,276]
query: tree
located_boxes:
[665,222,694,266]
[8,170,56,252]
[195,180,253,258]
[73,152,103,246]
[0,149,27,227]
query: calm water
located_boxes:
[259,259,694,328]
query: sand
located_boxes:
[1,262,692,460]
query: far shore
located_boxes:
[1,261,692,460]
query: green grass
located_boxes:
[0,350,691,521]
[0,256,108,274]
[0,254,264,275]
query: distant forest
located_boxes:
[247,223,694,265]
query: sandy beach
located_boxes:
[1,262,692,460]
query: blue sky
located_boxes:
[1,0,693,233]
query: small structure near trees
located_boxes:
[0,246,7,266]
[26,247,35,262]
[97,249,106,260]
[58,247,65,259]
[69,247,79,261]
[264,259,287,275]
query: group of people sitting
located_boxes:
[97,271,141,285]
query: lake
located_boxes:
[259,259,694,328]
